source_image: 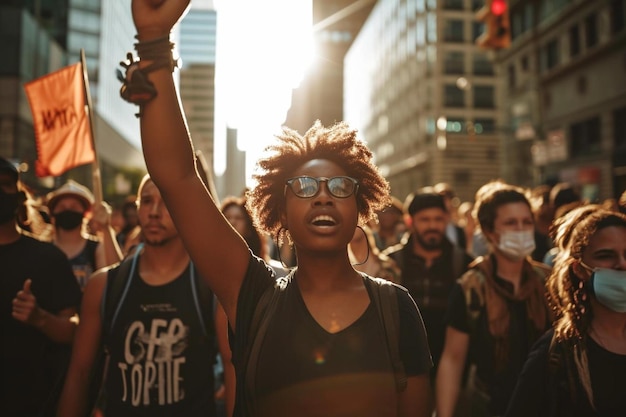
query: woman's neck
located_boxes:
[590,301,626,344]
[295,254,360,291]
[492,252,525,287]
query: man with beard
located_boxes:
[57,174,224,417]
[384,189,473,374]
[46,180,122,290]
[0,157,82,416]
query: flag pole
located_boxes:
[80,48,102,202]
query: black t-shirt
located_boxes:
[505,329,626,417]
[231,254,432,417]
[103,263,216,416]
[1,234,82,416]
[389,237,473,368]
[445,280,541,415]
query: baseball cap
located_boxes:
[0,157,19,182]
[46,180,95,212]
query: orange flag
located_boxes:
[24,63,95,177]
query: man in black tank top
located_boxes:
[57,175,226,417]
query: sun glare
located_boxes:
[213,0,313,182]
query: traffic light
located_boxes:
[475,0,511,49]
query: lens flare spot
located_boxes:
[314,351,326,365]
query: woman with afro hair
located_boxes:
[505,206,626,416]
[130,2,432,416]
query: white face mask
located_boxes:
[497,229,536,260]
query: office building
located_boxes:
[179,0,218,173]
[501,0,626,199]
[343,0,501,202]
[285,0,376,134]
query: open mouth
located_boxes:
[311,215,337,226]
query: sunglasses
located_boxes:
[285,176,359,199]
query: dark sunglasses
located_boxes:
[285,176,359,199]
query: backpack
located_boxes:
[87,244,215,415]
[238,270,407,415]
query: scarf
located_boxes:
[462,254,551,369]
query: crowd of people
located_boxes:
[2,0,626,416]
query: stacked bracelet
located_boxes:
[117,35,180,117]
[134,35,178,73]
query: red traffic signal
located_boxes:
[491,0,507,16]
[475,0,511,49]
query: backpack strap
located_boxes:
[88,243,142,414]
[189,262,215,340]
[365,275,407,393]
[244,272,293,414]
[101,243,143,337]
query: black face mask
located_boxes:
[0,189,21,225]
[53,210,84,230]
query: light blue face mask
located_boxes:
[588,267,626,313]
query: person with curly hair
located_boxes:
[504,206,626,417]
[128,2,432,416]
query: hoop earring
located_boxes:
[351,225,370,266]
[275,227,294,269]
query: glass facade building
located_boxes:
[344,0,501,202]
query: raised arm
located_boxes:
[130,0,249,323]
[90,201,123,270]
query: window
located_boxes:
[445,117,465,133]
[474,118,496,134]
[521,55,529,71]
[443,0,464,10]
[523,3,534,32]
[508,64,516,90]
[585,13,598,48]
[512,9,523,38]
[444,85,465,108]
[570,117,601,157]
[614,106,626,150]
[511,2,534,38]
[444,51,465,74]
[611,0,625,34]
[542,39,559,71]
[473,54,494,75]
[473,21,485,42]
[444,19,465,42]
[569,25,580,57]
[453,169,471,186]
[474,85,495,108]
[69,11,100,32]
